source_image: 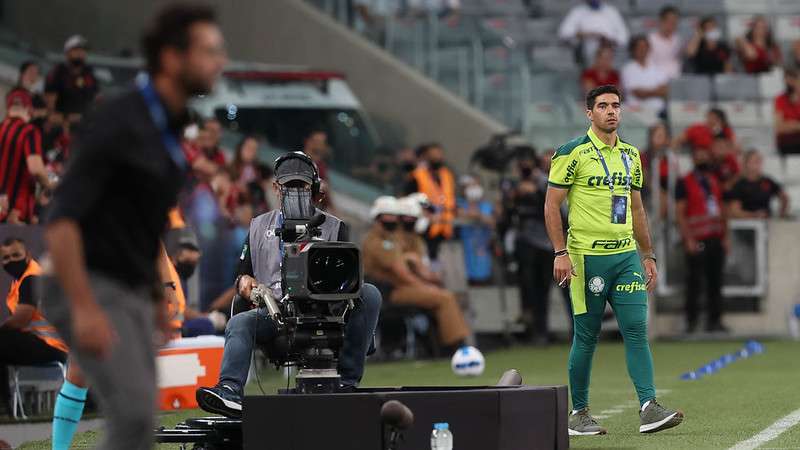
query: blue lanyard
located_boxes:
[592,144,631,195]
[136,75,187,171]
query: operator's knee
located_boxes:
[225,309,255,338]
[360,283,382,317]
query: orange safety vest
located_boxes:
[6,260,68,353]
[166,259,186,330]
[168,207,186,229]
[412,166,456,239]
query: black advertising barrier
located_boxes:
[243,385,569,450]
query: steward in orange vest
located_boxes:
[408,144,457,260]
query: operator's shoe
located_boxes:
[639,399,684,433]
[568,408,608,436]
[196,384,242,418]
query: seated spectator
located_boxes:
[710,137,741,192]
[0,238,68,416]
[44,35,98,123]
[13,61,44,107]
[200,117,229,166]
[686,17,732,75]
[621,35,669,116]
[558,0,629,66]
[641,122,674,216]
[456,175,494,285]
[232,134,264,187]
[736,16,781,74]
[674,108,736,153]
[726,150,789,218]
[774,68,800,156]
[362,196,470,351]
[580,45,620,94]
[648,5,682,80]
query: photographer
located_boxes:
[196,152,381,418]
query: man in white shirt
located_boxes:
[647,5,682,79]
[622,35,670,115]
[558,0,629,66]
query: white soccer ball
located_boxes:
[451,346,485,377]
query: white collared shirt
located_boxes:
[557,3,629,47]
[621,60,669,113]
[648,31,683,79]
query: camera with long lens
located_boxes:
[250,213,363,394]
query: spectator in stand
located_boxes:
[727,150,789,219]
[231,134,272,213]
[736,16,781,74]
[182,118,221,182]
[675,148,728,333]
[774,68,800,156]
[674,108,736,153]
[406,142,457,261]
[640,122,673,216]
[44,35,99,122]
[302,128,333,209]
[0,91,52,224]
[456,175,494,285]
[12,61,44,107]
[648,5,682,80]
[200,117,228,166]
[686,17,732,75]
[558,0,629,67]
[621,35,669,117]
[580,45,619,94]
[710,137,741,192]
[353,0,400,45]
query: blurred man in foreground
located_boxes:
[43,5,225,448]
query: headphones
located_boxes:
[273,151,321,195]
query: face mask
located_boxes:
[3,259,27,279]
[466,185,484,202]
[429,160,444,170]
[414,216,430,234]
[381,221,399,232]
[587,0,601,9]
[402,162,416,173]
[705,29,722,42]
[696,162,712,172]
[520,166,533,179]
[280,187,315,221]
[402,220,416,232]
[69,57,85,68]
[175,261,196,279]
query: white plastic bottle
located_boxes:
[431,422,453,450]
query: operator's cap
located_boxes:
[64,34,88,52]
[275,151,315,185]
[370,196,402,219]
[397,196,422,218]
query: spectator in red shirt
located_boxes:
[674,108,735,153]
[580,44,619,94]
[736,16,782,74]
[198,117,228,166]
[0,91,52,224]
[710,137,740,192]
[44,35,98,122]
[774,68,800,156]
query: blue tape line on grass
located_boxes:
[679,340,764,380]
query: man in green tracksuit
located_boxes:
[544,85,684,435]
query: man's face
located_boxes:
[21,65,40,89]
[745,154,763,175]
[204,119,222,146]
[661,12,679,34]
[587,93,621,133]
[633,39,650,62]
[176,22,227,96]
[596,47,614,69]
[305,132,328,156]
[426,146,444,164]
[694,149,712,168]
[66,48,87,66]
[0,242,27,266]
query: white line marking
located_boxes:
[600,409,624,414]
[728,408,800,450]
[593,415,610,419]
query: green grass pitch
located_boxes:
[18,340,800,449]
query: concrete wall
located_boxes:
[4,0,506,172]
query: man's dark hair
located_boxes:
[628,34,649,55]
[699,16,715,29]
[141,3,217,74]
[659,5,679,19]
[586,85,622,110]
[18,60,37,81]
[415,142,441,158]
[2,237,25,246]
[708,107,729,129]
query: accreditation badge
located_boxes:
[611,195,627,224]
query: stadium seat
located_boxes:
[718,101,763,127]
[736,126,778,154]
[10,362,66,420]
[669,100,710,128]
[772,0,800,15]
[526,101,567,127]
[459,0,487,15]
[539,0,572,17]
[760,100,776,127]
[631,0,679,15]
[714,74,760,101]
[758,69,785,100]
[762,155,784,181]
[680,0,725,15]
[784,155,800,183]
[723,0,770,14]
[525,18,559,44]
[435,15,479,47]
[479,17,528,47]
[670,75,714,101]
[629,16,660,37]
[479,0,527,17]
[775,16,800,43]
[530,44,578,72]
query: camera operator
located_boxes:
[196,152,381,418]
